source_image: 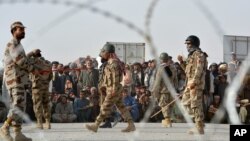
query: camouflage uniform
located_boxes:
[1,37,34,141]
[98,61,107,105]
[30,56,52,129]
[152,63,178,127]
[181,48,207,134]
[86,58,135,132]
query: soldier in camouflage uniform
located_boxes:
[85,43,136,132]
[179,35,208,134]
[0,21,34,141]
[29,49,52,129]
[152,52,178,128]
[97,58,112,128]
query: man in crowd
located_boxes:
[52,95,77,123]
[79,59,99,90]
[122,87,139,122]
[73,89,91,122]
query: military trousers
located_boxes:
[95,92,132,124]
[159,93,173,118]
[7,86,26,125]
[32,88,51,121]
[181,87,204,122]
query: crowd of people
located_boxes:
[1,46,249,125]
[0,21,250,140]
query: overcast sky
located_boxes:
[0,0,250,67]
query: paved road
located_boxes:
[2,123,229,141]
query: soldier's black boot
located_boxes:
[99,118,112,128]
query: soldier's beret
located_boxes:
[11,21,25,30]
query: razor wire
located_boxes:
[0,0,249,141]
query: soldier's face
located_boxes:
[185,41,192,50]
[102,51,109,60]
[14,27,25,40]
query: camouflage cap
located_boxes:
[10,21,26,30]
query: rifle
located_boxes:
[150,94,183,118]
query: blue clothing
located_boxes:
[123,96,139,121]
[73,98,91,122]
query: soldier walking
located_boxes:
[178,35,208,134]
[85,43,136,132]
[29,49,52,129]
[152,52,178,128]
[0,21,34,141]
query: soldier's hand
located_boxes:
[177,55,183,62]
[188,82,196,89]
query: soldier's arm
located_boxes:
[191,52,206,85]
[177,55,186,70]
[8,44,34,72]
[110,60,121,94]
[152,67,162,99]
[179,62,186,71]
[171,66,179,90]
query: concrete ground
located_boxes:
[1,123,229,141]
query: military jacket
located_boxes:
[185,50,207,89]
[103,59,123,93]
[30,57,52,89]
[4,38,34,89]
[152,63,177,96]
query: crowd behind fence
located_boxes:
[0,52,250,124]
